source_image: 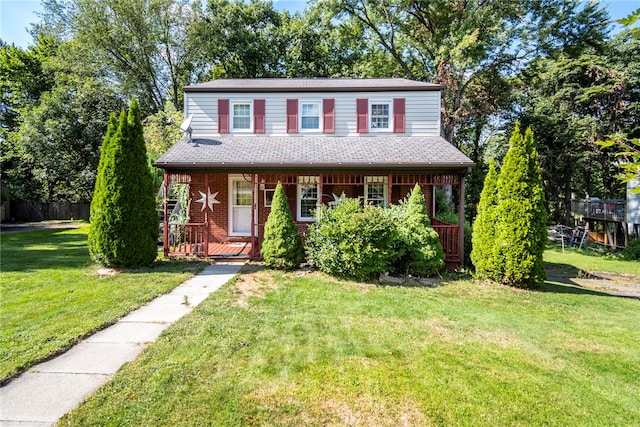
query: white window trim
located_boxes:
[369,100,392,132]
[299,100,322,132]
[364,176,389,207]
[231,101,253,132]
[228,175,253,236]
[297,176,319,222]
[264,189,275,207]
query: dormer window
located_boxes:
[370,102,391,130]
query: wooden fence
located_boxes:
[10,201,90,221]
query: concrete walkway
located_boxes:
[0,263,243,427]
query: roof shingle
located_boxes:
[155,135,474,171]
[184,78,444,93]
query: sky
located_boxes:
[0,0,638,49]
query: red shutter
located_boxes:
[254,99,265,133]
[356,98,368,133]
[323,98,335,133]
[286,99,298,133]
[393,98,405,133]
[218,99,229,133]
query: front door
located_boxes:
[229,176,252,236]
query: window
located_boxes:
[264,189,275,207]
[232,102,251,131]
[297,176,319,221]
[365,176,388,207]
[300,102,320,130]
[370,102,390,130]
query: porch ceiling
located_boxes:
[155,135,474,172]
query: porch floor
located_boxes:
[209,242,252,260]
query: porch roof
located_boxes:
[155,135,474,172]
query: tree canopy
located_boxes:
[1,0,637,234]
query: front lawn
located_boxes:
[0,225,205,382]
[61,266,640,426]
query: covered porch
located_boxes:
[161,171,466,268]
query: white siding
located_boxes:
[186,90,441,138]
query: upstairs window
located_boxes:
[370,102,390,130]
[300,102,321,130]
[232,102,252,131]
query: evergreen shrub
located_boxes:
[88,98,158,267]
[392,184,445,276]
[471,159,500,279]
[261,182,304,270]
[493,124,547,288]
[622,238,640,261]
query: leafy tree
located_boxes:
[493,123,547,288]
[260,182,304,270]
[323,0,608,146]
[471,159,499,278]
[143,101,183,194]
[596,10,640,192]
[0,37,56,136]
[41,0,200,113]
[394,184,444,276]
[520,34,639,220]
[1,36,123,202]
[88,99,158,267]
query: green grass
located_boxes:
[544,243,640,276]
[0,225,205,382]
[61,267,640,426]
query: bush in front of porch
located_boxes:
[261,182,304,270]
[306,185,445,280]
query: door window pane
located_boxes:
[234,180,252,205]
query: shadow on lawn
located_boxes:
[1,227,206,274]
[1,228,89,272]
[542,262,630,298]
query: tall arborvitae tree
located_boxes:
[261,182,304,270]
[88,112,120,265]
[493,123,547,288]
[88,98,158,267]
[397,183,445,276]
[471,159,500,279]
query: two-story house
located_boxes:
[155,78,474,268]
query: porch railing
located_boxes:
[431,219,460,265]
[166,220,461,266]
[167,222,206,257]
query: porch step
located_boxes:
[210,254,250,262]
